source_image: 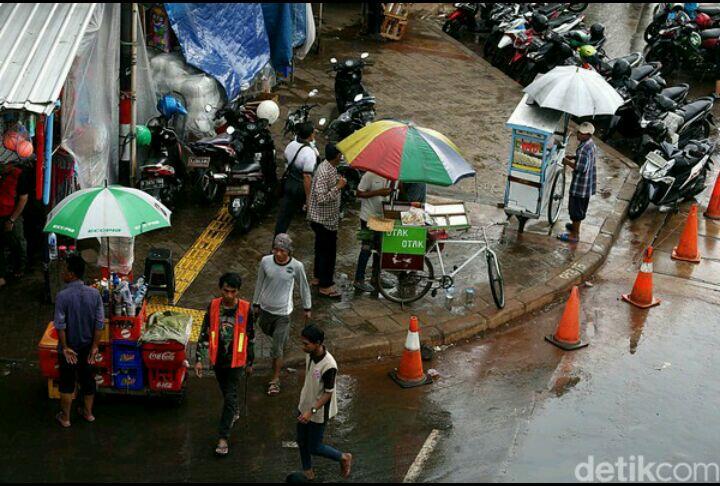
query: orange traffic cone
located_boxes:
[672,204,702,263]
[704,173,720,220]
[389,316,432,388]
[622,247,661,309]
[545,286,589,351]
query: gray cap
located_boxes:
[578,122,595,135]
[273,233,293,252]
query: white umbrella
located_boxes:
[523,66,624,117]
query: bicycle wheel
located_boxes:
[378,257,435,305]
[486,251,504,309]
[547,168,566,225]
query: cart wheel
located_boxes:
[486,251,505,309]
[547,169,566,226]
[517,216,528,233]
[378,257,435,305]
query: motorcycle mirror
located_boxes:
[330,58,338,64]
[354,93,364,102]
[319,118,327,127]
[308,89,318,98]
[226,126,236,135]
[204,104,213,113]
[361,52,369,59]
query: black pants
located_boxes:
[311,222,337,288]
[0,215,26,278]
[275,179,305,236]
[58,346,96,396]
[215,366,244,439]
[355,220,380,284]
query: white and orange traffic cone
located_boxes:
[672,204,702,263]
[545,286,589,351]
[389,316,432,388]
[622,247,661,309]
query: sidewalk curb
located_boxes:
[325,22,638,365]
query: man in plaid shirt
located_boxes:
[558,122,597,243]
[307,144,346,298]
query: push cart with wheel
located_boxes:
[504,95,570,232]
[374,202,506,309]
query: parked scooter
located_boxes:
[325,93,377,143]
[443,3,482,38]
[284,89,321,138]
[137,94,189,209]
[629,139,715,218]
[637,95,716,161]
[331,52,372,114]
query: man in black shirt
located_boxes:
[0,162,29,288]
[195,273,255,456]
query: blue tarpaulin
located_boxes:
[164,3,271,100]
[291,3,307,48]
[260,3,294,77]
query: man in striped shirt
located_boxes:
[558,122,597,244]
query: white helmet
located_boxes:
[257,100,280,125]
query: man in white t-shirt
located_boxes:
[275,122,319,236]
[353,171,392,293]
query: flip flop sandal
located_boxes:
[267,382,281,396]
[557,232,579,243]
[341,453,353,479]
[56,412,71,428]
[319,290,342,299]
[215,443,229,456]
[77,407,95,423]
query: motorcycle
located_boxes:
[606,78,690,140]
[645,3,720,43]
[325,93,377,143]
[284,88,321,138]
[629,139,715,219]
[645,21,720,77]
[330,52,372,114]
[637,95,716,161]
[443,3,481,38]
[137,94,189,209]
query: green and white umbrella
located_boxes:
[44,185,172,239]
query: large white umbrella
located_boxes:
[523,66,624,117]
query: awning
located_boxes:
[0,3,97,115]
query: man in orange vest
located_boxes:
[194,272,255,456]
[0,161,29,289]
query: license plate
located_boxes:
[187,156,210,169]
[226,185,250,196]
[141,178,164,189]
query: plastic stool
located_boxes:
[144,248,175,303]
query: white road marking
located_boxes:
[403,429,441,483]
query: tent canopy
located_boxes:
[0,3,97,115]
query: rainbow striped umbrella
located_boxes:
[335,120,475,186]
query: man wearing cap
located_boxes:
[253,233,312,396]
[559,122,597,243]
[307,144,346,299]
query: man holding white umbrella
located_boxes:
[558,122,597,244]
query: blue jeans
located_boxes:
[296,419,343,471]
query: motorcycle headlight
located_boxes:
[527,51,540,60]
[338,112,351,122]
[254,152,262,162]
[690,32,702,47]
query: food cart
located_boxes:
[503,94,570,232]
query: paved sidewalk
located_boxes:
[0,10,639,370]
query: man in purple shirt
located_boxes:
[53,255,104,428]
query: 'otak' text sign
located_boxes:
[381,227,427,255]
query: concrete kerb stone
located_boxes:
[332,335,392,362]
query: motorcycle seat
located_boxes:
[678,99,712,121]
[700,28,720,39]
[630,64,655,81]
[195,133,233,146]
[661,85,689,101]
[548,14,578,29]
[697,6,720,16]
[231,161,262,174]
